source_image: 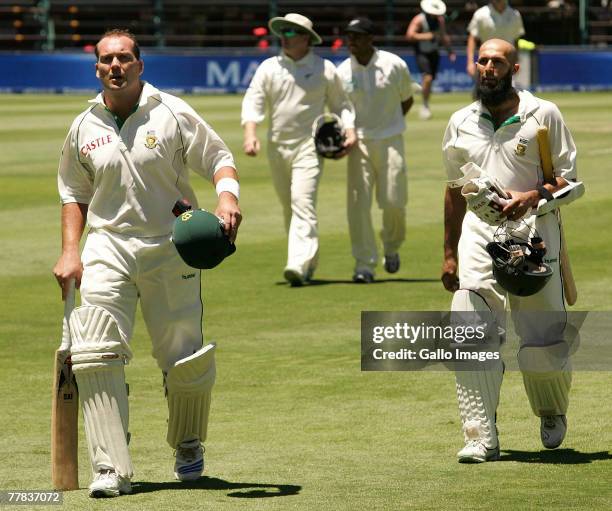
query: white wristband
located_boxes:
[215,177,240,200]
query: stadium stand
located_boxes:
[0,0,608,50]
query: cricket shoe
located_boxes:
[457,440,500,463]
[419,106,432,120]
[88,469,132,498]
[353,269,374,283]
[174,439,204,481]
[284,267,305,287]
[383,253,400,274]
[541,415,567,449]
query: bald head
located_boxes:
[479,38,518,66]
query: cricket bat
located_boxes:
[536,126,578,306]
[51,279,79,490]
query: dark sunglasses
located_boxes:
[280,27,308,38]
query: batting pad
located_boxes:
[456,368,503,448]
[166,343,216,448]
[518,342,572,416]
[452,289,503,448]
[69,306,133,478]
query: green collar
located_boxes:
[480,112,521,132]
[105,103,139,130]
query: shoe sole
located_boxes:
[458,447,500,464]
[283,269,304,287]
[89,486,132,498]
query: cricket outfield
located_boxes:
[0,92,610,510]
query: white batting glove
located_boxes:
[462,176,510,225]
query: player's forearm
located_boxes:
[443,187,466,260]
[243,121,258,140]
[61,202,87,255]
[401,97,414,116]
[466,35,477,62]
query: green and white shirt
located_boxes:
[58,82,235,237]
[443,90,577,192]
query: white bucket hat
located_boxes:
[420,0,447,16]
[268,13,322,45]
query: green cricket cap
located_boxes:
[172,209,236,269]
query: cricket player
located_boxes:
[52,29,241,497]
[466,0,524,78]
[405,0,455,120]
[241,13,356,287]
[442,39,580,462]
[337,17,415,283]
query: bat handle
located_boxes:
[59,279,76,352]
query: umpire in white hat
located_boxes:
[241,13,356,286]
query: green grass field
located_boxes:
[0,92,611,510]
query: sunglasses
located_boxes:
[280,28,308,38]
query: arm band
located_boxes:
[537,185,554,202]
[215,178,240,200]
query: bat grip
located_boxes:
[59,279,76,352]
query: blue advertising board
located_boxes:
[1,48,611,94]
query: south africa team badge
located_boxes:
[514,137,529,156]
[145,130,158,149]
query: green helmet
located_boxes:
[172,209,236,269]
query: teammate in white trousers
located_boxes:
[53,29,242,497]
[241,13,356,286]
[337,17,415,283]
[442,39,579,462]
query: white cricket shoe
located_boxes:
[174,439,204,481]
[457,440,500,463]
[419,106,432,120]
[88,469,132,498]
[541,415,567,449]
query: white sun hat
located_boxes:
[268,13,322,45]
[420,0,447,16]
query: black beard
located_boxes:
[476,71,514,107]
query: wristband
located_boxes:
[537,185,554,202]
[215,177,240,200]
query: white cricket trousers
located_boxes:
[267,137,322,276]
[347,134,407,273]
[457,210,565,334]
[80,229,204,372]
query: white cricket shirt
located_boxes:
[467,4,525,44]
[241,50,355,144]
[58,82,235,237]
[443,90,577,192]
[337,49,415,140]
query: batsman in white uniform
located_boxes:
[52,30,242,497]
[442,39,579,462]
[337,17,415,283]
[241,13,356,286]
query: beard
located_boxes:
[476,70,514,106]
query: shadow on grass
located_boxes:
[131,476,301,498]
[275,278,440,286]
[500,449,612,464]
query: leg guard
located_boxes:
[518,342,572,416]
[166,343,216,448]
[452,290,503,449]
[69,306,134,479]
